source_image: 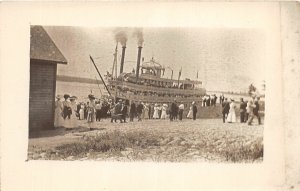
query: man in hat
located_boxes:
[136,101,144,121]
[248,97,262,125]
[178,101,185,121]
[111,99,123,123]
[129,101,136,122]
[170,99,177,121]
[192,101,198,120]
[222,98,230,123]
[121,101,128,123]
[95,100,102,121]
[239,98,247,123]
[62,94,71,120]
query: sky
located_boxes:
[44,26,266,93]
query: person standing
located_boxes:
[192,101,197,120]
[187,105,193,119]
[62,94,72,129]
[121,101,128,123]
[170,99,177,121]
[112,99,123,123]
[211,95,215,106]
[87,94,96,130]
[79,103,85,120]
[144,103,149,120]
[136,101,144,121]
[153,103,160,119]
[150,103,154,119]
[248,97,261,125]
[95,101,102,121]
[54,95,64,128]
[253,97,262,125]
[214,95,217,106]
[227,99,237,123]
[239,98,247,123]
[222,98,230,123]
[174,104,179,120]
[69,96,78,129]
[160,104,168,119]
[141,102,146,120]
[178,102,184,120]
[206,96,211,107]
[247,99,256,125]
[76,101,81,119]
[246,99,253,122]
[84,102,89,120]
[202,97,206,107]
[129,101,136,122]
[158,104,162,119]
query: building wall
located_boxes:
[29,61,57,131]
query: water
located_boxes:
[56,81,107,101]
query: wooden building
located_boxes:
[29,26,67,131]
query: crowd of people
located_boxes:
[221,96,262,126]
[54,93,262,130]
[202,94,219,107]
[54,94,199,130]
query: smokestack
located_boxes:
[119,46,126,74]
[136,46,142,82]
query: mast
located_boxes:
[89,55,112,96]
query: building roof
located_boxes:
[30,26,67,64]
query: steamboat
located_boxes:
[90,44,206,106]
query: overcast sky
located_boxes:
[44,26,266,93]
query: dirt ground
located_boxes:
[28,118,264,162]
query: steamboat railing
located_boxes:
[108,80,206,96]
[110,90,203,103]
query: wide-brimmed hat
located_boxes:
[56,95,63,99]
[63,94,70,99]
[69,96,77,100]
[88,94,95,100]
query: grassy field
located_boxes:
[28,118,263,163]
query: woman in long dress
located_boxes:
[153,104,160,119]
[227,99,237,123]
[144,103,149,120]
[79,103,85,120]
[187,105,193,119]
[160,104,168,119]
[54,95,64,128]
[150,104,154,119]
[69,96,78,129]
[141,102,146,119]
[87,94,96,130]
[62,94,72,129]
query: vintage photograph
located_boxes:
[28,25,265,162]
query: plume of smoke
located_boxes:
[114,28,128,46]
[133,28,144,47]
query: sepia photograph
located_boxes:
[28,26,265,162]
[3,2,300,191]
